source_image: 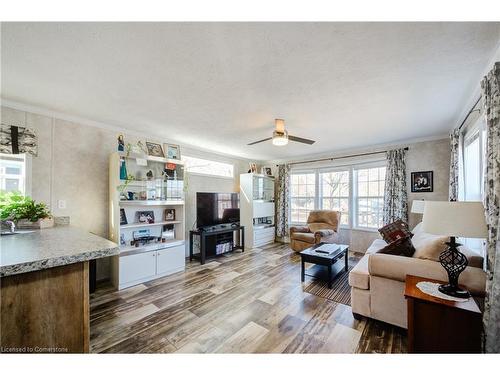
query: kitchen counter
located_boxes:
[1,225,118,353]
[0,226,119,277]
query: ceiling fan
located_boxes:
[247,119,315,146]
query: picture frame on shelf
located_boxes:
[411,171,433,193]
[120,208,128,225]
[161,224,175,241]
[249,163,257,173]
[136,210,155,224]
[164,143,181,160]
[165,208,176,221]
[146,141,165,157]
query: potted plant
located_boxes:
[0,191,54,229]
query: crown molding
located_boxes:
[0,97,254,163]
[267,133,449,165]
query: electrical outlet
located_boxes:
[57,200,66,209]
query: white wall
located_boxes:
[1,105,253,280]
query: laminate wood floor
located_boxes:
[90,242,407,353]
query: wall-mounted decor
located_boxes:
[146,142,165,157]
[136,210,155,224]
[165,208,176,221]
[120,208,128,225]
[0,124,38,156]
[164,143,181,159]
[249,163,257,173]
[261,166,273,176]
[411,171,433,193]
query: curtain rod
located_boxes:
[277,147,409,167]
[458,95,482,131]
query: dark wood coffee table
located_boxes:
[300,243,349,289]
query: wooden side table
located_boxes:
[404,275,482,353]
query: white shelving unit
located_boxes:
[109,151,186,290]
[239,173,276,248]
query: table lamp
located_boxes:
[422,201,487,298]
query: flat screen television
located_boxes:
[196,192,240,229]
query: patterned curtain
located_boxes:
[383,148,408,225]
[275,164,291,238]
[449,128,464,201]
[0,124,38,156]
[481,62,500,353]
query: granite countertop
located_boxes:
[0,226,119,277]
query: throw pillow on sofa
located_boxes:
[411,230,448,262]
[378,219,413,243]
[378,236,415,257]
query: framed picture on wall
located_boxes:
[411,171,433,193]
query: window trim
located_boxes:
[289,170,316,225]
[462,117,487,255]
[318,167,351,227]
[352,161,386,231]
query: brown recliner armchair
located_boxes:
[289,210,341,252]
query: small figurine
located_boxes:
[146,170,154,180]
[118,134,125,151]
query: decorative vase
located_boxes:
[16,217,55,229]
[120,157,127,180]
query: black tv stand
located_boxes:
[189,225,245,265]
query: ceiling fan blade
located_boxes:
[288,135,316,145]
[247,137,272,145]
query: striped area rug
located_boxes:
[303,256,359,306]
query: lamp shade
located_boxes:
[411,200,425,214]
[422,201,487,238]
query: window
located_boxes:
[182,155,234,178]
[290,172,316,224]
[464,132,482,201]
[289,163,386,229]
[463,119,487,253]
[354,165,386,229]
[319,170,350,225]
[0,154,27,195]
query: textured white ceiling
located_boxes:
[1,22,499,160]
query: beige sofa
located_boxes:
[349,226,486,329]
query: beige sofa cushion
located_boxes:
[366,239,388,254]
[460,246,484,268]
[368,253,486,296]
[349,255,370,290]
[411,231,448,261]
[349,239,388,290]
[411,222,484,267]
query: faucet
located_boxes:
[1,220,16,233]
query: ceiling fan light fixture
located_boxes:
[272,129,288,146]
